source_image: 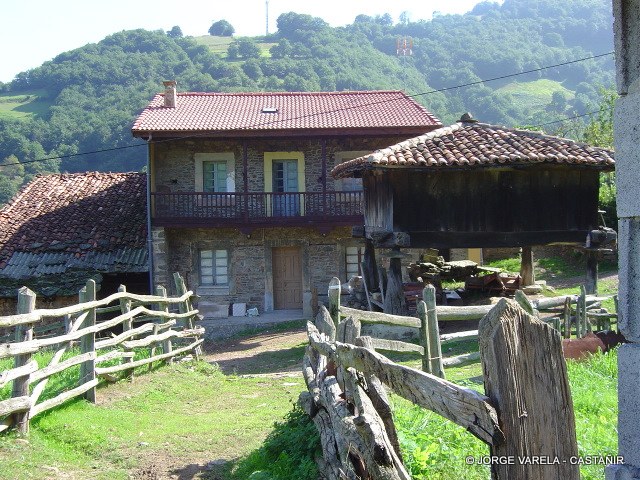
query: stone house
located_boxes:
[132,83,441,317]
[0,172,148,314]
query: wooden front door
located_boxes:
[272,247,303,309]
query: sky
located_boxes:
[0,0,496,83]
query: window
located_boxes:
[345,246,363,280]
[203,161,227,192]
[200,249,228,285]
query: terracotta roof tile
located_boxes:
[331,120,615,178]
[132,90,441,135]
[0,172,147,269]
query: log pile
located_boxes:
[299,306,410,480]
[407,258,479,283]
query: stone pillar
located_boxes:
[607,2,640,477]
[151,227,169,291]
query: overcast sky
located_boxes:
[0,0,497,83]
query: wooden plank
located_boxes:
[328,277,341,328]
[30,379,100,419]
[440,330,478,343]
[29,353,95,384]
[12,287,36,435]
[95,339,204,375]
[95,351,135,363]
[94,323,156,350]
[424,285,445,379]
[442,352,481,367]
[0,360,38,388]
[417,300,431,373]
[341,307,420,328]
[308,324,502,446]
[0,396,31,417]
[368,337,424,355]
[479,299,579,480]
[79,281,97,403]
[0,290,195,328]
[121,327,204,349]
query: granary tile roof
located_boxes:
[0,172,147,273]
[331,117,615,178]
[131,90,441,136]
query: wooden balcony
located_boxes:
[151,191,364,230]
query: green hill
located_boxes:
[0,0,615,204]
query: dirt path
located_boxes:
[203,325,308,376]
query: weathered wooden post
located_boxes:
[155,285,173,364]
[362,239,379,293]
[328,277,341,329]
[519,246,535,287]
[117,285,134,379]
[173,272,201,359]
[423,285,444,379]
[383,248,408,316]
[79,279,97,403]
[480,298,579,480]
[12,287,36,435]
[563,297,571,339]
[585,249,598,295]
[579,285,588,337]
[416,300,432,374]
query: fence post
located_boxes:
[155,285,173,365]
[479,298,579,480]
[423,285,445,379]
[12,287,36,435]
[563,297,571,339]
[117,285,134,379]
[579,285,588,337]
[173,272,201,359]
[416,300,432,374]
[328,277,341,329]
[79,280,97,403]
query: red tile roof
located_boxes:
[0,172,147,269]
[132,90,441,136]
[331,118,615,178]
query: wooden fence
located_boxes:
[0,273,203,435]
[328,278,618,379]
[301,277,581,480]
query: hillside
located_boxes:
[0,0,615,205]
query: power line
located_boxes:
[0,51,615,170]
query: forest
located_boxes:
[0,0,615,205]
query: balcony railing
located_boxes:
[151,191,364,228]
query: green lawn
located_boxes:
[193,35,276,58]
[497,79,574,112]
[0,90,52,120]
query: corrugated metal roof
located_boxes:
[1,247,148,280]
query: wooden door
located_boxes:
[272,247,302,309]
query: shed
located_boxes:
[331,114,615,312]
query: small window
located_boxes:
[345,246,363,280]
[200,249,228,285]
[203,161,227,193]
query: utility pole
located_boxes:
[266,0,269,35]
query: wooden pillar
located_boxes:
[362,239,379,293]
[383,248,407,316]
[79,280,97,403]
[12,287,36,435]
[585,249,598,295]
[520,246,535,286]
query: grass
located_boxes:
[394,348,618,480]
[0,90,52,120]
[497,79,574,112]
[0,360,303,479]
[193,35,277,58]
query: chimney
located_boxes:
[163,80,177,108]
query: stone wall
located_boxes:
[164,226,362,316]
[152,136,405,194]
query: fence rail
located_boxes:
[300,277,581,480]
[0,273,202,435]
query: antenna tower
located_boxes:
[266,0,269,35]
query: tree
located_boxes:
[209,20,235,36]
[237,39,261,59]
[167,26,183,38]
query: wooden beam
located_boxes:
[383,250,407,315]
[520,246,535,286]
[585,250,598,295]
